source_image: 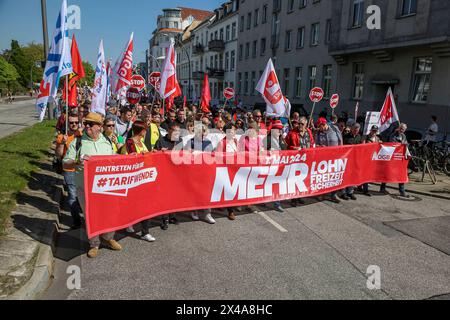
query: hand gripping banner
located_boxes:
[84,143,409,238]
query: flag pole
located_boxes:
[65,75,69,134]
[309,102,316,127]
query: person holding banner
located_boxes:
[103,116,124,154]
[121,121,157,243]
[358,124,382,197]
[63,112,123,258]
[380,123,410,198]
[341,123,363,201]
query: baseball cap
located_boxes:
[316,117,327,126]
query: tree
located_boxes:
[9,40,29,89]
[0,56,20,94]
[82,61,95,87]
[22,43,44,86]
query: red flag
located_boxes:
[159,40,181,99]
[166,95,175,111]
[200,73,211,113]
[183,96,187,109]
[112,33,134,95]
[379,87,400,133]
[62,35,85,107]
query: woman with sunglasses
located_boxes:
[121,120,156,243]
[103,117,124,154]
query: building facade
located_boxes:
[236,0,337,115]
[330,0,450,134]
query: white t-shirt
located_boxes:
[424,123,438,142]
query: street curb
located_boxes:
[372,183,450,201]
[6,183,62,300]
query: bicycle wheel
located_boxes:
[426,161,437,184]
[444,155,450,176]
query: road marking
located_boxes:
[257,212,288,233]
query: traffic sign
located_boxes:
[223,87,235,100]
[309,87,324,103]
[149,72,161,88]
[131,75,145,91]
[330,94,340,109]
[126,87,141,105]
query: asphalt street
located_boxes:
[41,190,450,300]
[0,99,40,139]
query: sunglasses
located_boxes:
[105,124,115,128]
[84,122,97,128]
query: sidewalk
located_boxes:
[0,150,63,300]
[0,96,35,105]
[382,171,450,200]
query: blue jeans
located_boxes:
[345,187,354,196]
[63,171,82,225]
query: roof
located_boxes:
[157,28,183,34]
[182,21,202,42]
[178,7,214,21]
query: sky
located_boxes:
[0,0,222,66]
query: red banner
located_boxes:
[84,143,409,238]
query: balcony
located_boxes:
[193,44,204,55]
[207,68,225,78]
[208,39,225,52]
[192,71,205,80]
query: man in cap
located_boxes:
[63,112,123,258]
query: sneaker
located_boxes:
[169,217,180,225]
[340,194,350,201]
[247,206,259,214]
[87,247,99,259]
[349,194,357,201]
[191,213,200,221]
[329,196,341,204]
[141,234,156,242]
[274,205,285,213]
[399,192,410,198]
[205,213,216,224]
[379,189,389,195]
[363,192,372,197]
[160,220,169,231]
[104,239,122,251]
[291,199,298,207]
[228,212,236,221]
[126,226,135,233]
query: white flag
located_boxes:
[36,0,73,121]
[91,40,108,116]
[256,59,288,118]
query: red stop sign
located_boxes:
[131,75,145,91]
[149,72,161,88]
[223,87,235,100]
[309,87,324,103]
[330,94,340,109]
[126,87,141,104]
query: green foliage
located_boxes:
[0,56,19,83]
[82,61,95,86]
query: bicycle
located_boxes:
[408,140,437,184]
[426,140,450,176]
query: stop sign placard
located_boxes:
[309,87,324,103]
[149,72,161,88]
[126,87,141,105]
[131,75,145,91]
[223,87,235,100]
[330,94,340,109]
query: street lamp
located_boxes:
[162,33,191,101]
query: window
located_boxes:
[401,0,417,16]
[308,66,317,91]
[254,9,259,27]
[295,67,302,97]
[220,29,224,40]
[230,50,235,71]
[299,0,307,8]
[352,0,365,27]
[226,25,231,41]
[232,23,237,39]
[252,40,258,57]
[174,22,179,29]
[325,19,331,44]
[261,38,267,55]
[284,69,290,97]
[285,30,292,51]
[287,0,294,12]
[247,12,252,29]
[240,16,245,32]
[352,62,365,100]
[251,71,256,95]
[239,45,243,60]
[322,65,332,98]
[225,52,230,71]
[238,73,242,94]
[271,13,280,48]
[245,43,250,59]
[244,72,249,95]
[297,27,305,48]
[411,57,432,103]
[262,4,268,23]
[311,23,320,46]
